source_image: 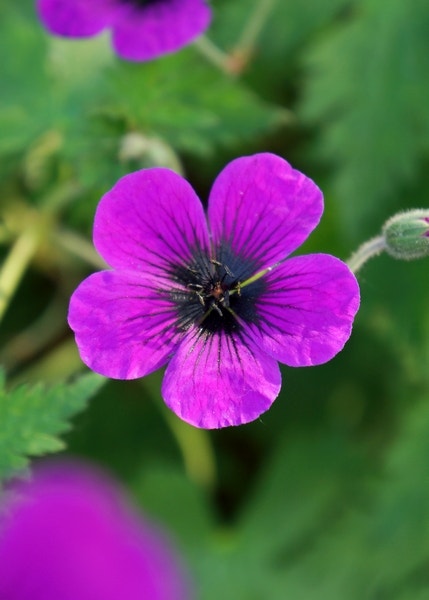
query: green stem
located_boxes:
[8,339,87,386]
[347,235,387,273]
[193,36,234,75]
[235,0,277,54]
[0,227,41,325]
[0,293,66,371]
[161,404,217,491]
[195,0,277,75]
[144,377,217,490]
[54,229,107,269]
[41,181,82,215]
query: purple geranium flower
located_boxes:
[36,0,211,61]
[0,461,191,600]
[68,153,360,429]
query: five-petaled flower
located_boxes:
[37,0,211,61]
[68,153,360,429]
[0,461,191,600]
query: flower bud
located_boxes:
[382,210,429,260]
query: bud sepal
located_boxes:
[382,209,429,261]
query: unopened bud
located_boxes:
[382,210,429,260]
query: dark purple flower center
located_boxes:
[170,243,266,336]
[120,0,166,8]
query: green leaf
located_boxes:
[63,48,288,190]
[0,372,105,484]
[103,48,287,156]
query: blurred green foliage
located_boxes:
[300,0,429,236]
[1,0,429,598]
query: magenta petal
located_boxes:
[93,168,210,279]
[37,0,116,37]
[112,0,212,61]
[208,153,324,270]
[162,328,281,429]
[254,254,360,367]
[68,270,181,379]
[0,461,191,600]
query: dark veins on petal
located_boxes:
[167,241,266,336]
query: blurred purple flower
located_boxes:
[68,153,360,429]
[36,0,211,61]
[0,461,191,600]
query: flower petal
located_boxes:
[112,0,211,61]
[68,270,181,379]
[208,153,324,270]
[37,0,116,37]
[253,254,360,367]
[93,168,210,279]
[0,461,191,600]
[162,328,281,429]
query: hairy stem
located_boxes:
[347,235,387,273]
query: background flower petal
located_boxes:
[208,153,324,270]
[37,0,116,37]
[253,254,360,367]
[68,270,181,379]
[0,461,191,600]
[112,0,212,61]
[162,328,281,429]
[93,168,210,279]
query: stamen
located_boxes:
[211,302,223,316]
[171,244,265,335]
